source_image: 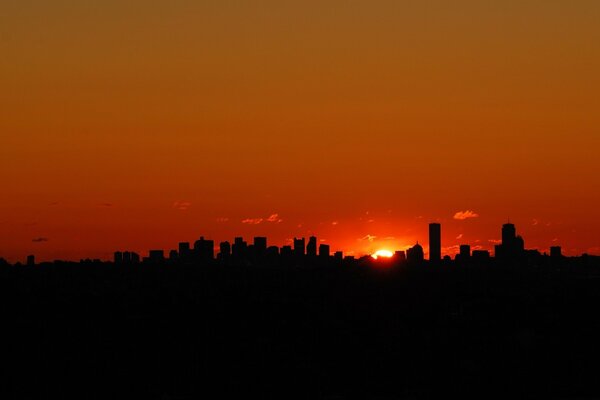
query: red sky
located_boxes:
[1,1,600,262]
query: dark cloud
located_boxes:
[32,237,49,243]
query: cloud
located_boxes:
[456,234,463,240]
[173,201,192,210]
[242,218,263,225]
[32,237,48,243]
[331,221,339,226]
[453,210,479,220]
[532,219,539,226]
[267,213,283,223]
[488,239,501,244]
[360,235,377,242]
[216,217,229,223]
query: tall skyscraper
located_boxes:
[307,236,317,257]
[429,223,441,262]
[219,241,231,260]
[293,237,306,257]
[502,223,516,247]
[318,244,330,258]
[253,237,267,256]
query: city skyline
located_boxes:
[8,219,574,265]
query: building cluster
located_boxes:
[110,221,563,268]
[114,235,344,267]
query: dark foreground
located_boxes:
[2,260,600,399]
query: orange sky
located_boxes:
[1,1,600,262]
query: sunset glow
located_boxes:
[1,2,600,263]
[372,250,394,260]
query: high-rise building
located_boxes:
[460,244,471,259]
[293,237,306,257]
[114,251,123,264]
[407,243,424,264]
[318,244,330,258]
[194,237,214,261]
[254,237,267,256]
[307,236,317,257]
[26,255,35,266]
[232,237,247,259]
[149,250,165,261]
[429,223,441,262]
[497,223,525,259]
[502,223,516,247]
[550,246,562,258]
[219,241,231,260]
[394,250,406,263]
[178,242,191,260]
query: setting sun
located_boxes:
[372,250,394,260]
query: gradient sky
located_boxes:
[1,1,600,262]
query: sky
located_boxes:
[1,1,600,262]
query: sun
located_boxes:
[372,249,394,260]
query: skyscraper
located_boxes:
[502,223,516,247]
[307,236,317,257]
[293,237,305,257]
[429,223,441,262]
[318,244,330,258]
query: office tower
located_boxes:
[307,236,317,257]
[334,251,343,261]
[429,223,441,262]
[178,242,191,260]
[394,250,406,263]
[169,250,178,261]
[281,245,293,258]
[27,255,35,266]
[123,251,132,263]
[497,222,525,259]
[254,237,267,256]
[318,244,330,258]
[293,237,306,257]
[407,243,424,263]
[149,250,165,261]
[502,223,516,247]
[194,237,214,261]
[114,251,123,264]
[219,241,231,260]
[550,246,562,258]
[232,237,247,259]
[460,245,471,259]
[131,252,140,263]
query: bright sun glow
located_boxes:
[372,249,394,259]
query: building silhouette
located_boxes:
[307,236,317,257]
[178,242,191,260]
[395,250,406,263]
[495,223,525,259]
[254,237,267,256]
[319,244,330,258]
[429,223,441,262]
[194,237,214,261]
[551,246,562,258]
[232,237,247,260]
[219,241,231,261]
[294,238,305,257]
[407,243,424,264]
